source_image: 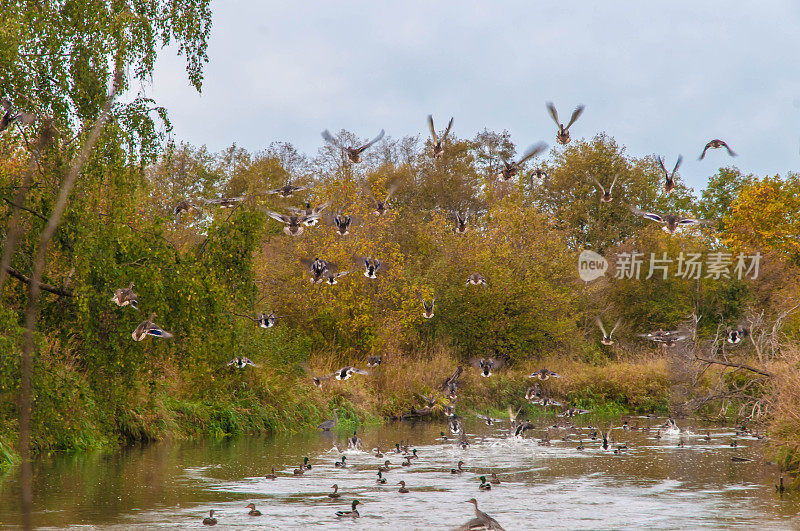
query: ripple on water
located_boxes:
[2,418,799,530]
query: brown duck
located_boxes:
[547,102,584,145]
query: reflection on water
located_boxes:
[0,417,798,529]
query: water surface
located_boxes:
[0,416,797,529]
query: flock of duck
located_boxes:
[95,101,749,528]
[193,414,769,528]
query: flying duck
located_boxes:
[496,142,547,181]
[348,431,363,451]
[334,366,368,380]
[726,326,749,344]
[227,356,256,369]
[418,292,436,318]
[269,183,306,198]
[333,214,353,235]
[256,312,278,328]
[527,368,560,380]
[558,407,591,417]
[477,410,502,425]
[428,115,454,158]
[639,329,687,346]
[441,366,463,395]
[657,155,682,194]
[174,200,202,220]
[110,282,138,309]
[466,273,487,286]
[322,129,385,163]
[630,206,713,234]
[529,168,548,188]
[699,139,736,160]
[449,416,464,435]
[455,211,468,234]
[300,257,333,283]
[131,313,173,341]
[362,257,382,278]
[596,317,621,345]
[204,196,245,208]
[323,270,349,285]
[335,499,360,518]
[367,182,398,215]
[264,210,315,236]
[590,173,619,203]
[288,201,329,225]
[471,357,501,377]
[0,98,35,132]
[547,102,584,145]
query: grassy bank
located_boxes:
[0,336,675,472]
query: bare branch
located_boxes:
[3,266,73,297]
[693,352,774,378]
[2,197,48,222]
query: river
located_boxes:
[0,416,797,529]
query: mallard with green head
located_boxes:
[335,499,360,518]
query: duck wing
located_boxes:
[546,102,560,126]
[441,116,454,141]
[630,206,666,223]
[355,129,385,154]
[427,114,438,144]
[516,142,547,164]
[595,316,608,337]
[321,129,344,151]
[565,105,585,129]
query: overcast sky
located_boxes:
[149,1,800,190]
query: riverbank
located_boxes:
[1,341,676,471]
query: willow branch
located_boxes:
[19,66,122,529]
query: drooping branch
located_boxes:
[3,266,72,297]
[19,65,123,530]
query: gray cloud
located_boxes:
[150,1,800,189]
